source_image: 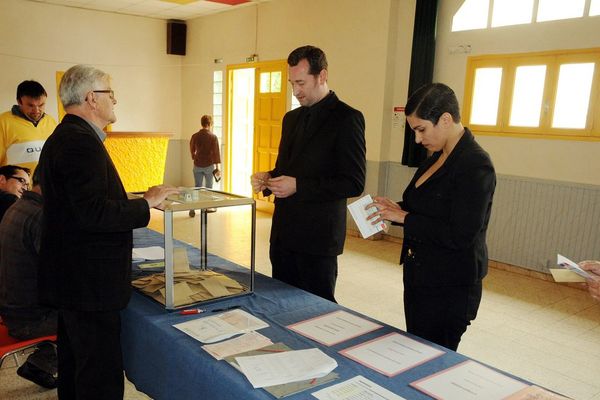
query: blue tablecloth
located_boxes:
[121,228,525,400]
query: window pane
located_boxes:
[213,104,222,116]
[259,72,270,93]
[213,93,222,105]
[452,0,489,32]
[213,70,223,82]
[291,94,300,110]
[509,65,546,127]
[470,67,503,125]
[492,0,533,27]
[552,63,594,129]
[270,71,282,93]
[213,116,222,127]
[590,0,600,16]
[213,81,222,93]
[537,0,585,22]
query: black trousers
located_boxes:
[57,309,124,400]
[404,282,482,351]
[270,242,338,302]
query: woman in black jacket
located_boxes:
[368,83,496,350]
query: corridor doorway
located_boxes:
[225,60,288,209]
[227,67,255,197]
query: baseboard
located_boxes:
[346,229,586,291]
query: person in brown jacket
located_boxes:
[189,115,221,216]
[190,115,220,188]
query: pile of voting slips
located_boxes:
[132,269,246,307]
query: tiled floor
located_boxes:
[2,207,599,399]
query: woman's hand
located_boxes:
[366,196,408,224]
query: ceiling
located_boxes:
[28,0,272,20]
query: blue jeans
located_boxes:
[193,166,214,188]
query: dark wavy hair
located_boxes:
[0,165,30,179]
[16,80,47,101]
[287,45,328,76]
[405,83,461,124]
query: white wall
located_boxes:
[435,0,600,185]
[0,0,182,137]
[179,0,417,186]
[5,0,596,188]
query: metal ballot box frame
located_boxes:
[152,188,256,310]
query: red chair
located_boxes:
[0,318,56,368]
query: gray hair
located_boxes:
[59,65,109,108]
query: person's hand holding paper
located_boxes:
[347,195,386,239]
[367,196,408,225]
[578,260,600,302]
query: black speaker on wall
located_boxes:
[167,20,187,56]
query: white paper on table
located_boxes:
[173,309,269,344]
[557,254,592,279]
[287,310,383,346]
[312,375,407,400]
[347,194,387,239]
[410,360,528,400]
[202,331,273,360]
[235,348,337,388]
[339,332,445,377]
[132,246,164,260]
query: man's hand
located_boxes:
[143,185,180,208]
[267,175,296,198]
[251,171,271,193]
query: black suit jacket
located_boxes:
[38,114,150,311]
[400,128,496,287]
[267,92,366,256]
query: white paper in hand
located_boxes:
[347,195,386,239]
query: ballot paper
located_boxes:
[202,331,273,360]
[339,332,445,377]
[549,268,586,283]
[287,310,382,346]
[347,194,386,239]
[312,375,407,400]
[132,246,164,260]
[173,309,269,343]
[225,343,340,398]
[410,360,528,400]
[556,254,592,279]
[235,348,337,388]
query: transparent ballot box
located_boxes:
[131,188,256,310]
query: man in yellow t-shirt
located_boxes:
[0,80,57,172]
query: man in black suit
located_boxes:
[251,45,366,302]
[37,64,178,400]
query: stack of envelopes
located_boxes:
[132,270,247,307]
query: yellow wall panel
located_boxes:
[104,133,171,192]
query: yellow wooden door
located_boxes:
[253,60,287,207]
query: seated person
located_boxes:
[0,165,30,221]
[0,168,57,389]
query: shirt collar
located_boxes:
[11,104,46,127]
[306,90,333,114]
[82,118,107,142]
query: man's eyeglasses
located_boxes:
[9,176,29,188]
[93,89,115,99]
